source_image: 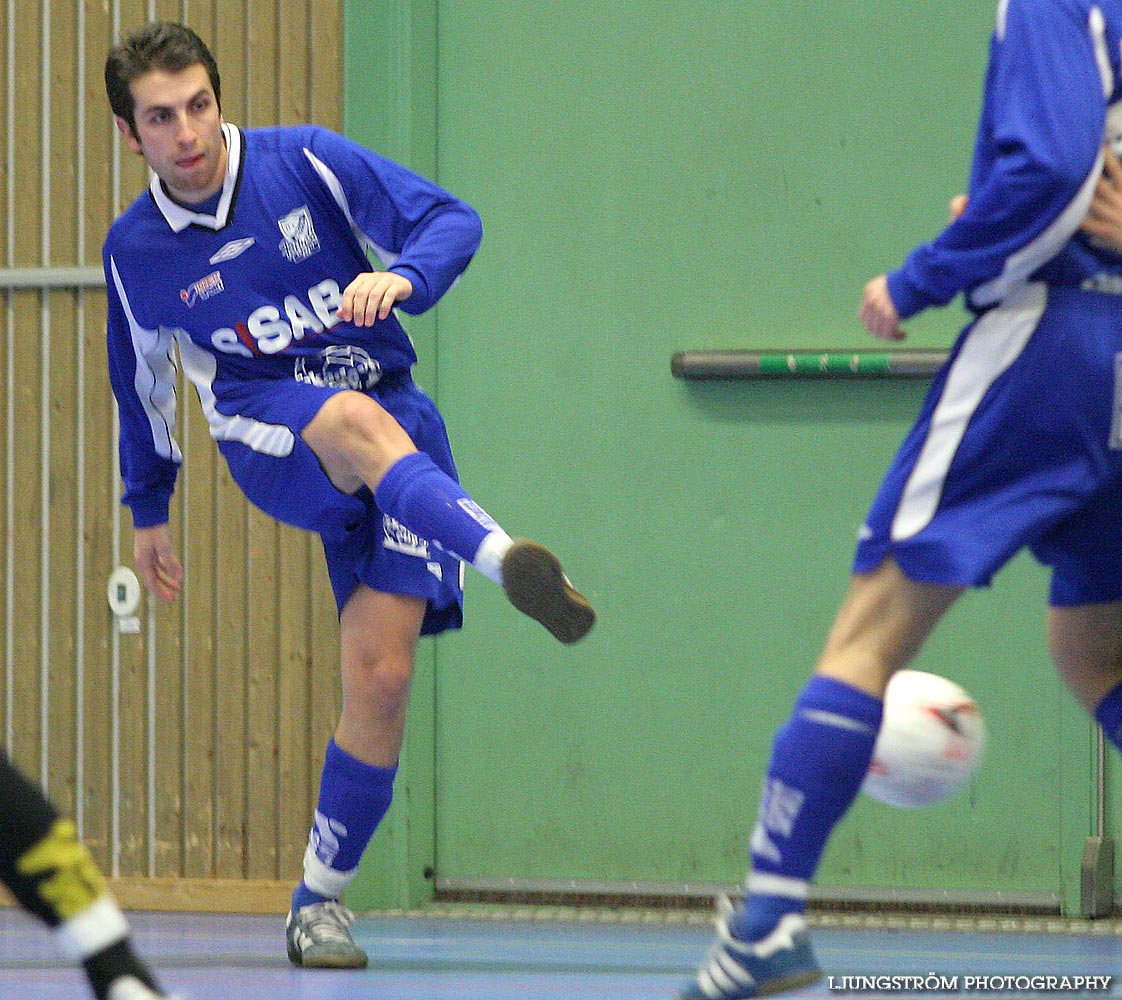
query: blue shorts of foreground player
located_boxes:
[215,371,464,636]
[856,283,1122,607]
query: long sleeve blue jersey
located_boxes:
[103,123,482,528]
[888,0,1122,319]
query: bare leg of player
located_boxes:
[679,560,962,999]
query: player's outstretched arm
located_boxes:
[133,523,183,603]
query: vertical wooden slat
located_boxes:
[150,440,185,879]
[78,0,116,871]
[308,0,343,128]
[198,6,251,882]
[44,0,82,833]
[277,0,309,126]
[179,393,218,879]
[8,1,45,792]
[45,288,80,822]
[241,0,285,884]
[80,290,115,866]
[209,2,248,126]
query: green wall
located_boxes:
[344,1,1102,914]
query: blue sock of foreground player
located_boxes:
[735,676,883,942]
[292,740,397,912]
[374,452,512,583]
[1094,680,1122,753]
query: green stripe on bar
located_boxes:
[671,349,947,380]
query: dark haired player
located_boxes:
[104,20,594,969]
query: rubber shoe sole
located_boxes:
[501,538,595,644]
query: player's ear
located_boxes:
[113,115,142,153]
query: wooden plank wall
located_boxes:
[0,0,345,912]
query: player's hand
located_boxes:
[1079,145,1122,255]
[134,523,183,603]
[948,193,968,221]
[859,274,906,341]
[338,271,414,327]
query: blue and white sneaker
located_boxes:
[678,898,822,998]
[286,900,368,969]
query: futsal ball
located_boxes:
[861,670,987,808]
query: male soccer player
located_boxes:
[681,1,1122,996]
[0,749,173,999]
[103,21,594,969]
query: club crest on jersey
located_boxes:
[278,205,320,262]
[180,271,224,308]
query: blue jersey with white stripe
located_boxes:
[888,0,1122,319]
[103,123,482,527]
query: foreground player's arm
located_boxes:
[884,0,1106,321]
[945,146,1122,258]
[305,128,482,317]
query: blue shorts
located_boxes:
[855,282,1122,607]
[214,372,464,634]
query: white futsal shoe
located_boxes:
[286,900,368,969]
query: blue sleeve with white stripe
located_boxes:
[104,243,182,528]
[887,0,1115,318]
[304,127,483,315]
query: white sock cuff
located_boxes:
[745,872,810,900]
[302,840,360,900]
[472,530,513,585]
[54,895,130,961]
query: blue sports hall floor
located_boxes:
[1,904,1120,998]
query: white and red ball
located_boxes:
[862,669,987,808]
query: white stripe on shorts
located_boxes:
[176,334,296,457]
[891,283,1046,541]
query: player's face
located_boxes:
[116,63,226,206]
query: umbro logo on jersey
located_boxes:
[209,237,255,264]
[180,271,224,308]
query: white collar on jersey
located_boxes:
[148,122,243,233]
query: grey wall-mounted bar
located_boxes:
[672,349,947,380]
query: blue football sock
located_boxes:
[1095,680,1122,753]
[736,675,883,942]
[292,739,397,912]
[374,452,500,565]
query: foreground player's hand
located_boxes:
[1080,146,1122,255]
[134,523,183,603]
[339,271,414,326]
[859,275,905,341]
